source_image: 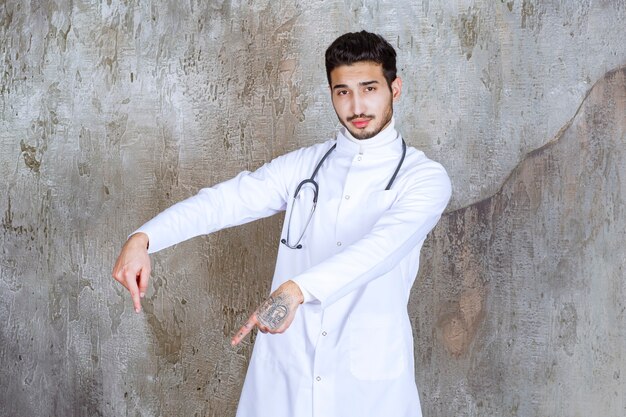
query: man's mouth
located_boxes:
[348,116,374,129]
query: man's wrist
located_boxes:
[285,280,305,304]
[129,232,150,250]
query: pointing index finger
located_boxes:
[123,270,142,313]
[231,315,257,346]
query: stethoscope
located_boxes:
[280,139,407,249]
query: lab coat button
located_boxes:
[316,376,322,381]
[336,241,342,246]
[357,156,362,161]
[322,331,327,336]
[344,195,350,200]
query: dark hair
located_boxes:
[325,31,397,88]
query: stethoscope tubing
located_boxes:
[281,138,407,249]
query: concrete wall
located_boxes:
[1,1,625,416]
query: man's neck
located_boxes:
[343,117,398,149]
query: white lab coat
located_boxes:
[136,120,451,417]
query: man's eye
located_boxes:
[365,86,375,92]
[337,90,348,96]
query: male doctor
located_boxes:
[113,31,451,417]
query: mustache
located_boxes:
[347,114,375,122]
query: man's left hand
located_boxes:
[231,280,304,346]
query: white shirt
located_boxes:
[136,119,452,417]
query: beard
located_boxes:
[338,100,394,140]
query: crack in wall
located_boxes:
[448,65,626,215]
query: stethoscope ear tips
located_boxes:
[280,239,287,244]
[296,244,302,249]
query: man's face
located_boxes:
[329,61,402,140]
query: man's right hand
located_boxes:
[112,232,151,313]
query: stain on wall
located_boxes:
[413,67,626,416]
[1,1,625,416]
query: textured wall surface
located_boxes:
[414,67,626,417]
[1,1,625,416]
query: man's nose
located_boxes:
[351,93,365,115]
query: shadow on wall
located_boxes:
[414,67,626,416]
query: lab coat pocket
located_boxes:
[348,314,407,381]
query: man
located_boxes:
[113,31,451,417]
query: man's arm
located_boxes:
[134,162,291,254]
[111,155,293,312]
[291,159,451,308]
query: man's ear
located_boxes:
[391,77,402,101]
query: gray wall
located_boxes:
[1,1,625,416]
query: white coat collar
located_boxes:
[335,117,403,156]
